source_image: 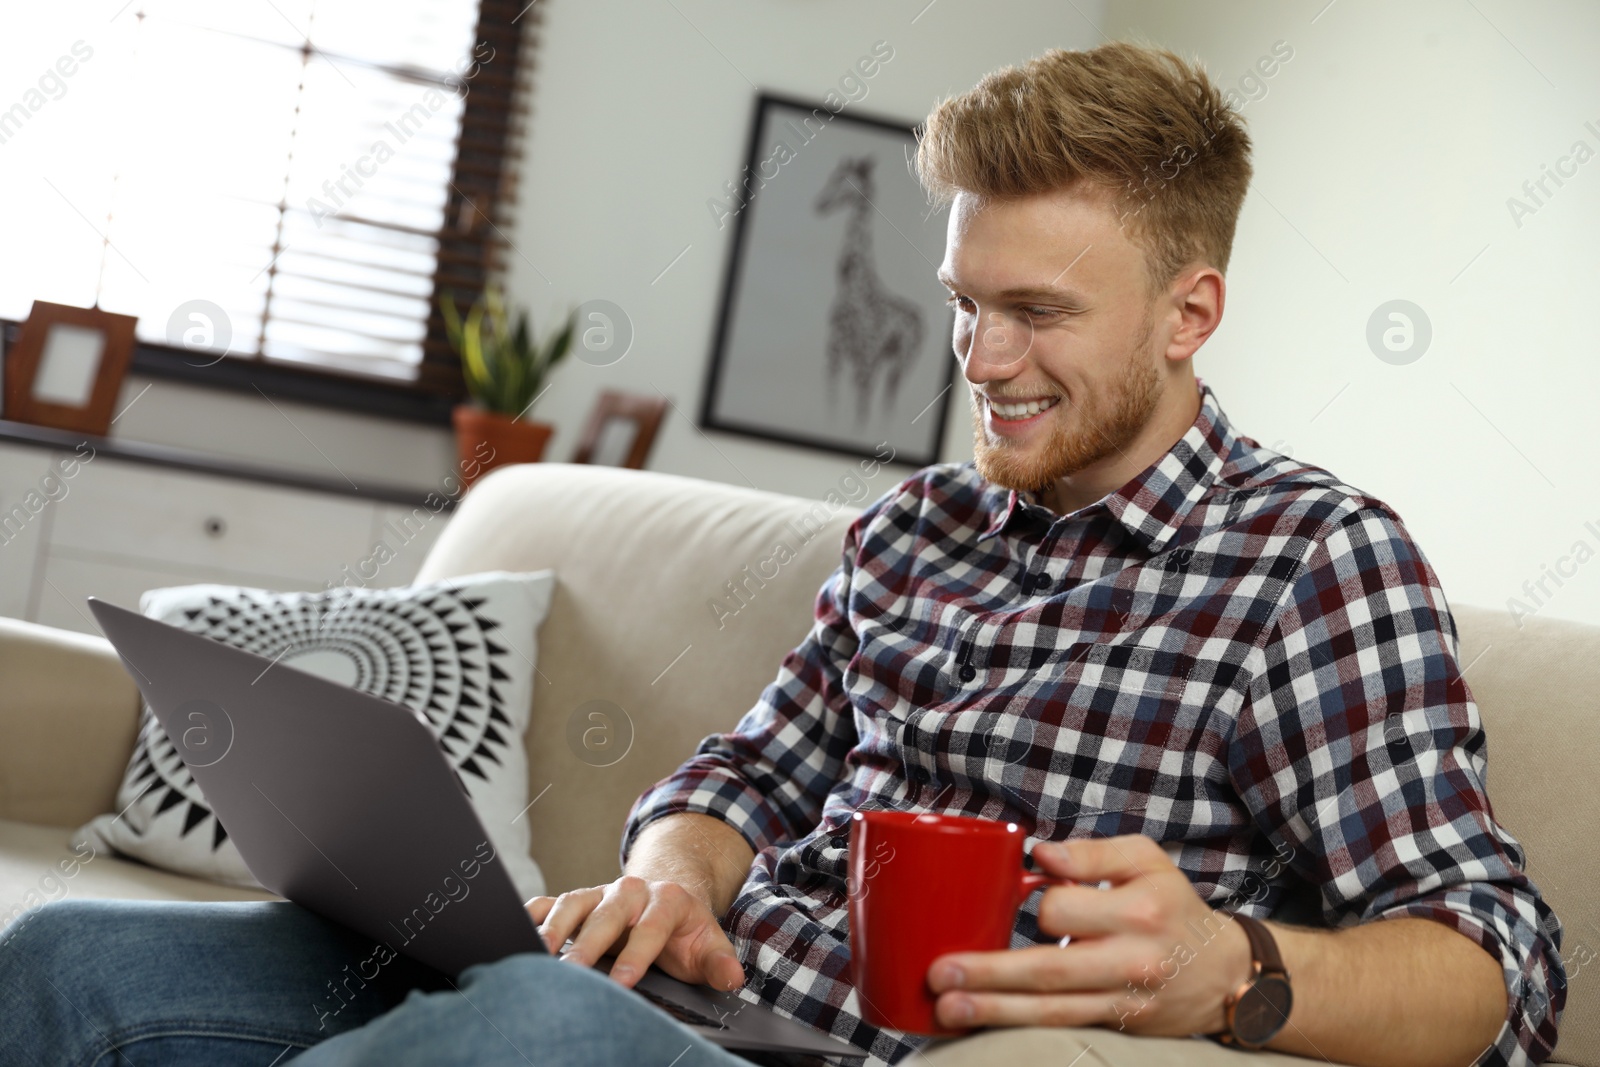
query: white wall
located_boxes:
[497,0,1110,501]
[1099,0,1600,626]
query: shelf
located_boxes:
[0,418,454,511]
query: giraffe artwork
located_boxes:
[703,96,956,467]
[814,155,925,427]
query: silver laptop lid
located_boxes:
[86,596,546,976]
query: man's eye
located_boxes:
[945,295,975,312]
[1020,306,1058,320]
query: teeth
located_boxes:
[990,396,1059,419]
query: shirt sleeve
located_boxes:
[618,496,877,867]
[1228,505,1566,1066]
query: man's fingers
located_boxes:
[524,896,556,925]
[650,925,744,993]
[693,925,746,993]
[1033,881,1178,940]
[1037,835,1170,886]
[563,880,648,966]
[606,898,678,988]
[706,947,745,993]
[536,878,743,993]
[535,886,605,954]
[927,942,1137,995]
[934,988,1123,1030]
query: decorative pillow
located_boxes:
[74,570,555,901]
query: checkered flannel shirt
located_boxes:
[621,379,1565,1066]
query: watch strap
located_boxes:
[1235,913,1287,976]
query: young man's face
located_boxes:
[938,184,1193,501]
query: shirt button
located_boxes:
[958,663,977,683]
[910,766,931,784]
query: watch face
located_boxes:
[1235,976,1293,1044]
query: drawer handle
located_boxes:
[203,516,227,538]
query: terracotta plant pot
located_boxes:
[452,404,554,490]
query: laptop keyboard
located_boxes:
[633,986,730,1030]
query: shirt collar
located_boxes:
[976,378,1236,554]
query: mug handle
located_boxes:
[1018,871,1068,896]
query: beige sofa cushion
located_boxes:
[920,1023,1371,1065]
[1452,605,1597,1066]
[0,818,273,928]
[0,616,141,827]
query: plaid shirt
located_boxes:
[621,379,1565,1066]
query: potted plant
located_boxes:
[442,286,575,489]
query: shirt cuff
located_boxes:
[618,761,797,871]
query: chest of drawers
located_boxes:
[0,436,450,635]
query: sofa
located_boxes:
[1,461,1593,1065]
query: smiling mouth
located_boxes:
[987,396,1061,421]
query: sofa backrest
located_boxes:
[1451,605,1597,1065]
[414,462,860,895]
[416,463,1594,1064]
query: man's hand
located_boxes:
[926,835,1251,1034]
[525,811,756,995]
[526,876,745,992]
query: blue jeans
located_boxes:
[0,899,753,1067]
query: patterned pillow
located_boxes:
[73,570,555,900]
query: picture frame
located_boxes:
[570,389,668,470]
[699,92,956,467]
[2,300,138,436]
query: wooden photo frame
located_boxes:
[2,301,138,436]
[570,389,668,470]
[699,92,955,466]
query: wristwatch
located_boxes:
[1216,913,1293,1049]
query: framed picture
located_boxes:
[700,92,955,467]
[570,389,668,470]
[2,301,138,436]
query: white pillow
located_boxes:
[74,570,555,900]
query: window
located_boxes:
[0,0,529,403]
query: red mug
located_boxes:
[847,810,1065,1035]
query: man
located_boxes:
[538,38,1562,1067]
[0,40,1564,1067]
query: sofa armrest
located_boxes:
[0,616,141,827]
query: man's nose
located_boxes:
[961,309,1033,370]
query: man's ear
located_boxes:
[1163,266,1225,363]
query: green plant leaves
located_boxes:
[439,287,577,419]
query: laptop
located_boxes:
[86,596,865,1065]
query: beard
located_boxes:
[969,311,1162,496]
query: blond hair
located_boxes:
[916,40,1253,297]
